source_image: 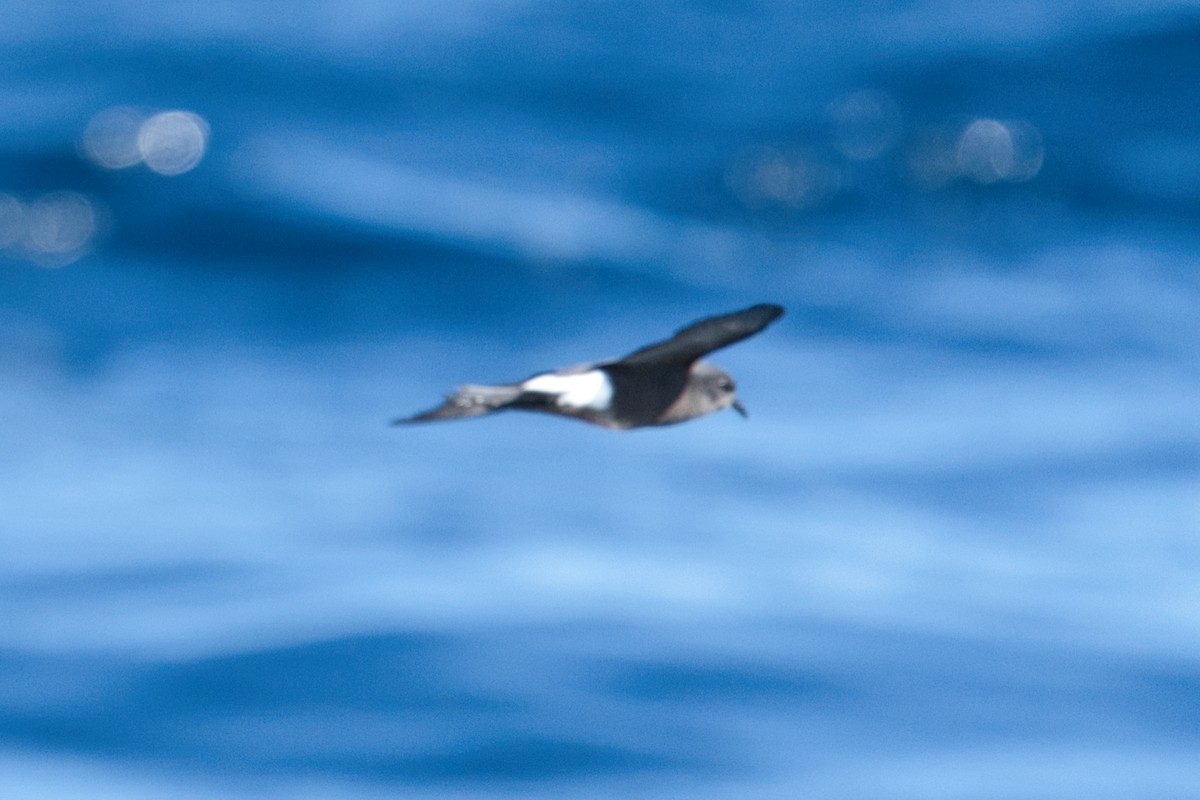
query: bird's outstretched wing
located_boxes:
[392,384,524,425]
[613,303,784,368]
[597,303,783,424]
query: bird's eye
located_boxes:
[718,378,733,391]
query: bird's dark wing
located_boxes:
[597,304,783,424]
[613,303,784,368]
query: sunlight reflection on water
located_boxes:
[81,106,210,176]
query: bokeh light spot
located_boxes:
[1001,120,1045,182]
[827,89,902,161]
[137,110,210,175]
[0,193,26,248]
[727,146,842,211]
[956,119,1015,184]
[908,118,1045,189]
[956,118,1044,184]
[81,106,147,170]
[25,191,98,265]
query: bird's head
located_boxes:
[690,361,747,419]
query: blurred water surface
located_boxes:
[2,2,1200,798]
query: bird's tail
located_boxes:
[393,383,524,425]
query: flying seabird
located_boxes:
[393,303,784,430]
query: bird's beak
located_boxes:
[731,398,748,418]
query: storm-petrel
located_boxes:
[393,303,784,430]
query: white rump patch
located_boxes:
[523,369,613,410]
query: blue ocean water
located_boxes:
[2,2,1200,797]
